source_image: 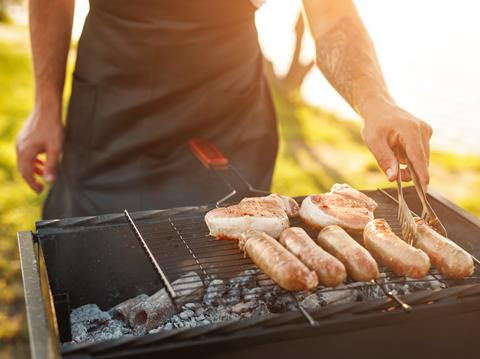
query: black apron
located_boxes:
[43,0,278,219]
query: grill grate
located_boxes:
[131,190,480,307]
[57,188,480,357]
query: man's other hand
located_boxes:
[16,104,64,193]
[361,103,433,191]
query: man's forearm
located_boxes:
[302,0,394,119]
[29,0,74,113]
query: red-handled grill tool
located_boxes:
[189,139,269,206]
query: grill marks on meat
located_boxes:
[239,230,319,291]
[300,184,377,233]
[414,218,474,278]
[364,219,430,279]
[317,225,379,281]
[280,227,346,287]
[205,195,297,240]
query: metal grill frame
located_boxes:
[20,187,480,358]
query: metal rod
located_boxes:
[373,279,412,312]
[124,210,177,299]
[378,188,480,267]
[289,293,318,326]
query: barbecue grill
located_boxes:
[18,143,480,359]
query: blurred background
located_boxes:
[1,0,479,357]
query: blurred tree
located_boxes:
[0,0,22,23]
[263,14,314,96]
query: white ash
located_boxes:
[70,304,133,343]
[68,269,446,344]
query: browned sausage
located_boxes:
[239,230,319,291]
[279,227,346,287]
[317,225,379,281]
[364,219,430,279]
[414,218,474,278]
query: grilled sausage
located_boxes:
[279,227,346,287]
[239,230,319,291]
[414,218,474,278]
[317,225,379,281]
[364,219,430,279]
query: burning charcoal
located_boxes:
[229,269,258,289]
[179,309,195,320]
[164,322,173,331]
[271,294,295,312]
[203,279,226,306]
[149,327,162,334]
[201,319,211,325]
[109,294,148,321]
[128,271,204,335]
[318,288,357,306]
[71,304,111,326]
[242,287,263,302]
[89,319,131,342]
[184,302,199,310]
[300,294,321,311]
[225,285,241,305]
[71,323,88,343]
[195,307,206,316]
[231,301,258,314]
[196,313,206,321]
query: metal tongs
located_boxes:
[396,161,417,245]
[406,158,448,237]
[397,154,448,245]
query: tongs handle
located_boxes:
[189,139,229,169]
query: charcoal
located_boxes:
[71,304,110,325]
[300,294,321,311]
[70,261,449,345]
[184,302,199,310]
[71,323,88,343]
[128,271,203,335]
[232,301,258,314]
[318,288,357,306]
[179,309,194,320]
[203,279,226,306]
[109,294,148,321]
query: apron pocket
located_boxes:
[65,74,98,148]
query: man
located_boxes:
[16,0,432,219]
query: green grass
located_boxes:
[1,23,480,358]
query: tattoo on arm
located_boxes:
[315,16,391,114]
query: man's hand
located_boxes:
[16,104,64,193]
[18,0,74,192]
[361,103,432,189]
[302,0,433,189]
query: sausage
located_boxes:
[363,219,430,279]
[317,225,379,281]
[279,227,346,287]
[414,218,474,278]
[239,230,319,291]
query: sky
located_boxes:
[72,0,480,155]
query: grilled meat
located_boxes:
[239,230,319,291]
[205,195,298,240]
[317,225,379,281]
[364,219,430,279]
[300,184,377,233]
[279,227,346,287]
[414,218,474,278]
[240,194,300,217]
